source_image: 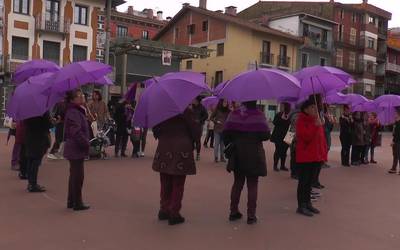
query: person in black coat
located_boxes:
[270,102,291,171]
[223,101,270,225]
[24,112,53,192]
[339,105,353,167]
[113,100,131,157]
[48,100,67,159]
[190,97,208,161]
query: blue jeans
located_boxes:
[214,132,225,160]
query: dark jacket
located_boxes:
[152,110,199,176]
[296,112,327,163]
[192,104,208,126]
[63,104,90,160]
[352,116,365,146]
[393,121,400,143]
[24,113,53,158]
[270,112,290,143]
[223,109,270,177]
[339,115,352,144]
[210,108,230,133]
[113,103,129,134]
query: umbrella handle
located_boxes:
[310,77,321,121]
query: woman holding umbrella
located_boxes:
[223,101,270,224]
[64,89,90,211]
[270,102,291,172]
[210,100,230,163]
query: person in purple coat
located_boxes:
[63,89,90,211]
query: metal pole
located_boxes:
[103,0,112,102]
[121,53,127,96]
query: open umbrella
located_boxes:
[294,66,355,99]
[373,95,400,125]
[124,83,138,103]
[218,68,301,102]
[12,59,61,85]
[325,92,347,105]
[6,72,63,121]
[213,81,228,96]
[201,96,219,110]
[133,72,210,128]
[48,61,112,93]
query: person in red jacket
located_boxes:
[295,99,327,217]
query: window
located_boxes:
[186,60,193,70]
[366,61,375,73]
[202,21,208,32]
[320,57,326,66]
[217,43,224,56]
[174,27,179,40]
[367,37,375,49]
[261,41,271,64]
[96,49,104,57]
[73,45,87,62]
[187,24,195,35]
[98,23,104,30]
[43,41,60,64]
[340,9,345,19]
[350,28,357,45]
[117,26,128,37]
[74,5,88,25]
[11,36,29,60]
[215,71,223,85]
[368,16,375,24]
[303,23,309,36]
[321,30,328,48]
[301,53,309,68]
[352,12,357,23]
[349,52,356,71]
[13,0,29,14]
[262,41,271,54]
[142,30,149,40]
[336,49,343,67]
[338,25,344,42]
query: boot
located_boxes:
[306,203,320,214]
[168,215,185,225]
[297,203,313,217]
[229,212,243,221]
[158,211,169,221]
[73,203,90,211]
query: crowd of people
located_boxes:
[6,90,399,225]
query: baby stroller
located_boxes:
[89,119,116,159]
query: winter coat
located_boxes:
[152,109,198,176]
[15,121,26,145]
[339,115,352,145]
[295,112,327,163]
[113,103,129,135]
[210,108,230,133]
[369,119,380,146]
[88,100,109,127]
[393,121,400,143]
[352,118,365,146]
[270,112,290,143]
[192,104,208,125]
[63,104,90,160]
[24,113,53,158]
[223,109,270,177]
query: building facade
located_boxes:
[385,28,400,94]
[268,13,336,70]
[239,0,392,98]
[154,2,302,118]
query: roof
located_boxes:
[268,12,338,25]
[112,0,126,8]
[103,10,166,26]
[154,5,303,42]
[341,2,391,20]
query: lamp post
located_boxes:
[103,0,112,102]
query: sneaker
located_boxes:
[306,204,320,214]
[158,211,169,221]
[168,215,185,225]
[229,212,243,221]
[388,169,397,174]
[322,163,331,168]
[47,154,58,160]
[139,152,145,157]
[297,207,314,217]
[247,216,258,225]
[28,185,46,193]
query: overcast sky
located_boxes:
[118,0,399,28]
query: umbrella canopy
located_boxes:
[293,66,355,99]
[12,59,61,85]
[352,100,376,112]
[201,96,219,110]
[213,81,228,96]
[325,92,347,105]
[377,107,397,125]
[6,72,63,121]
[124,83,138,103]
[143,77,160,88]
[218,68,301,102]
[133,72,210,128]
[372,95,400,125]
[374,95,400,108]
[48,61,112,93]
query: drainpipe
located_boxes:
[103,0,112,102]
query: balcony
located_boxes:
[386,62,400,74]
[277,55,290,68]
[378,26,388,39]
[303,37,332,52]
[35,14,70,38]
[259,52,274,66]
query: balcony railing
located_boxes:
[303,37,331,51]
[386,62,400,74]
[277,55,290,68]
[260,52,274,65]
[35,14,70,35]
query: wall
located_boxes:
[268,16,300,36]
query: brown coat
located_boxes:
[152,110,199,176]
[88,100,109,127]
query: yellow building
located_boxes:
[155,3,302,117]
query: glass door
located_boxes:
[45,0,60,31]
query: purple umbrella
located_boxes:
[294,66,355,99]
[213,81,228,96]
[374,95,400,108]
[48,61,112,93]
[371,95,400,125]
[125,83,138,102]
[352,100,376,112]
[12,59,61,85]
[133,72,209,128]
[144,77,160,88]
[218,68,301,102]
[6,72,63,120]
[201,96,219,110]
[378,107,396,125]
[325,92,347,105]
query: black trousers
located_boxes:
[115,133,129,155]
[370,145,376,161]
[204,129,214,147]
[19,145,28,178]
[273,141,289,168]
[131,140,141,156]
[194,140,202,155]
[68,159,85,206]
[290,143,298,177]
[392,143,400,170]
[297,162,320,207]
[340,139,351,165]
[141,129,148,152]
[27,156,43,186]
[50,123,64,154]
[351,145,364,164]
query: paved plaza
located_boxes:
[1,132,399,250]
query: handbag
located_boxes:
[283,131,295,145]
[224,143,236,159]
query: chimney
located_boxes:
[166,16,172,21]
[146,9,154,19]
[199,0,207,9]
[225,6,237,16]
[182,3,190,8]
[215,10,223,14]
[157,11,163,20]
[127,6,134,15]
[362,0,368,3]
[261,15,269,26]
